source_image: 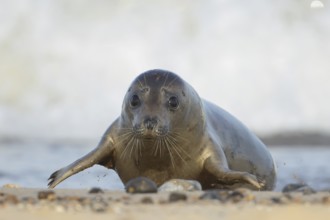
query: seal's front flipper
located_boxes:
[48,135,114,188]
[203,157,262,190]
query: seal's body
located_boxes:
[48,70,276,190]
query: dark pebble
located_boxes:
[125,177,158,194]
[271,197,282,204]
[226,188,255,203]
[199,190,227,202]
[168,192,187,202]
[200,189,254,203]
[89,187,104,194]
[282,183,305,192]
[226,190,244,203]
[38,190,56,201]
[282,183,316,194]
[141,197,154,204]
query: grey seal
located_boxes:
[48,69,276,190]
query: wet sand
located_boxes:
[1,187,329,220]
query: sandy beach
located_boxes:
[1,187,329,220]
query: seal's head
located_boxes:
[119,69,205,150]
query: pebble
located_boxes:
[282,183,316,194]
[158,179,202,192]
[270,196,290,204]
[89,187,104,194]
[4,194,19,204]
[226,188,255,203]
[321,195,330,204]
[283,193,303,204]
[2,184,20,189]
[141,197,154,204]
[21,197,38,205]
[38,190,56,201]
[90,196,108,212]
[199,190,227,202]
[200,188,254,203]
[78,197,92,206]
[168,192,187,202]
[60,196,81,201]
[125,177,158,194]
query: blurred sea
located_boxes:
[1,1,330,141]
[0,141,329,192]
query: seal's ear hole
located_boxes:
[130,94,141,108]
[168,96,179,110]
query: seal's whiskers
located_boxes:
[165,135,186,164]
[162,137,175,168]
[118,131,136,159]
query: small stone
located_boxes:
[38,190,56,201]
[141,197,154,204]
[282,183,305,192]
[22,197,37,205]
[199,190,227,202]
[90,197,108,212]
[226,188,255,203]
[168,192,187,202]
[62,196,81,201]
[282,183,316,194]
[158,179,202,192]
[68,200,84,212]
[125,177,158,194]
[2,184,20,189]
[283,193,303,204]
[271,197,283,204]
[78,197,91,206]
[226,190,244,203]
[4,194,19,204]
[89,187,104,194]
[322,196,330,204]
[300,187,316,195]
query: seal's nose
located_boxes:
[144,117,158,130]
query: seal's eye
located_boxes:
[130,95,141,108]
[168,96,179,110]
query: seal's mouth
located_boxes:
[142,129,156,138]
[140,132,167,140]
[133,124,169,139]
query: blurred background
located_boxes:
[0,0,329,190]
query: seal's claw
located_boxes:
[47,167,72,189]
[47,170,59,188]
[257,177,266,188]
[242,173,262,189]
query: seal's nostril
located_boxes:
[144,117,158,130]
